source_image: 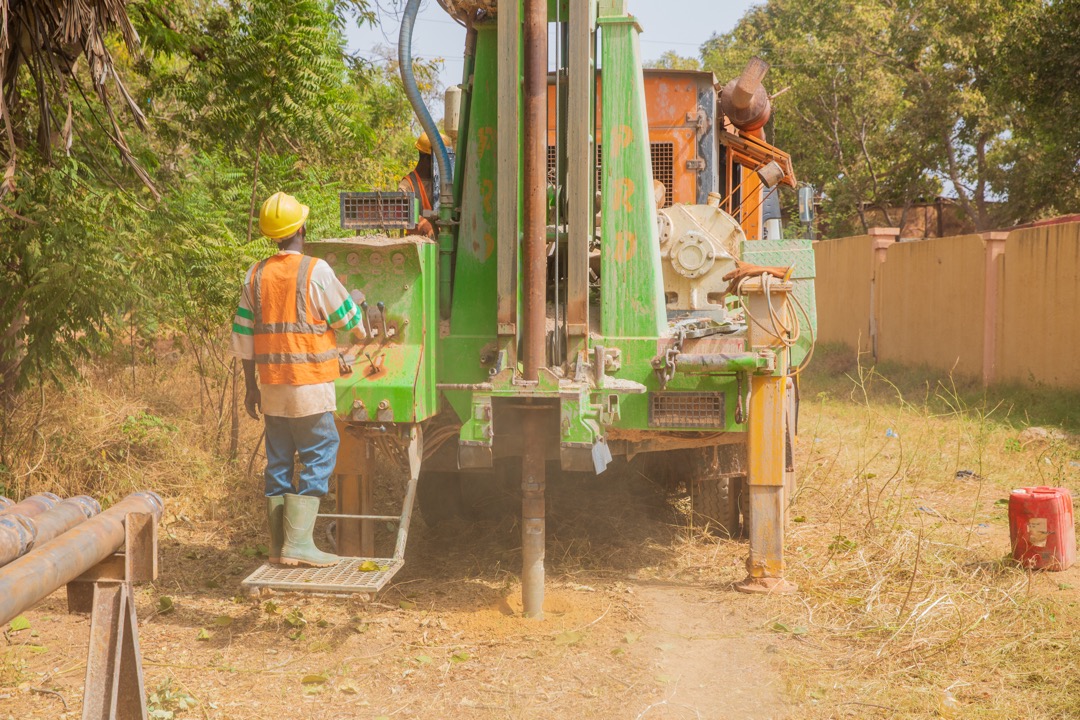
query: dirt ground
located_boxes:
[2,466,794,720]
[3,357,1080,719]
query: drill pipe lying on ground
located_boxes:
[0,491,163,626]
[0,492,61,519]
[0,515,36,570]
[0,496,101,567]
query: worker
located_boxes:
[231,192,366,568]
[399,131,449,237]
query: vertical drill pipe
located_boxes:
[0,492,163,626]
[0,497,101,567]
[0,492,61,519]
[520,410,546,618]
[522,0,548,381]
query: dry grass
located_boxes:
[1,344,1078,718]
[771,348,1080,719]
[0,342,266,533]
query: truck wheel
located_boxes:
[417,471,464,527]
[691,473,741,538]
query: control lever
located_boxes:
[360,301,373,338]
[376,301,390,339]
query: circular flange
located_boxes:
[670,231,717,279]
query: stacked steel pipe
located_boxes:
[0,491,163,625]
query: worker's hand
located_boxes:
[352,325,367,343]
[244,386,262,420]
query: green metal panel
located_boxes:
[547,0,570,19]
[740,239,817,369]
[307,238,438,423]
[598,13,666,339]
[440,24,503,420]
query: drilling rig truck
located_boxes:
[243,0,816,614]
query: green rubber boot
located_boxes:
[266,496,285,564]
[280,493,340,568]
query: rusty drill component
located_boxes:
[721,57,772,132]
[0,492,163,626]
[0,492,61,519]
[520,410,546,619]
[0,515,36,571]
[1,496,102,569]
[522,0,548,382]
[0,496,104,568]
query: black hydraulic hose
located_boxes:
[399,0,453,207]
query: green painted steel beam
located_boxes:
[598,13,666,339]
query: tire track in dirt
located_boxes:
[630,583,788,719]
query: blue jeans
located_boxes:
[263,413,339,497]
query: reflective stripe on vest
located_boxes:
[406,171,432,211]
[251,254,339,385]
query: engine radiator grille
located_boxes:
[649,392,726,428]
[340,191,418,230]
[546,142,676,208]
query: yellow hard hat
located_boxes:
[259,191,310,240]
[415,131,451,155]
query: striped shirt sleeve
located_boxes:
[310,259,364,334]
[229,266,256,360]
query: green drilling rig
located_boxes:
[242,0,816,614]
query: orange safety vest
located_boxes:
[251,254,339,385]
[402,170,433,212]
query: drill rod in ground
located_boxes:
[521,410,547,619]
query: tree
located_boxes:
[646,51,702,71]
[703,1,940,236]
[701,0,1059,235]
[0,0,156,198]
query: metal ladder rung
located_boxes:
[240,470,419,596]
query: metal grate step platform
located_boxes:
[241,557,404,597]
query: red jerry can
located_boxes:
[1008,487,1076,570]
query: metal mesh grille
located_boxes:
[547,143,675,208]
[649,392,725,428]
[340,192,416,230]
[650,142,675,208]
[241,557,404,595]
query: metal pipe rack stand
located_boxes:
[0,492,162,720]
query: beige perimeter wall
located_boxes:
[813,235,874,352]
[812,222,1080,388]
[997,223,1080,388]
[876,234,987,376]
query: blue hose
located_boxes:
[399,0,453,205]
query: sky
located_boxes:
[346,0,761,94]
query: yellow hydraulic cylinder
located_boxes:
[737,276,798,595]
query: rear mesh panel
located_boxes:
[649,392,725,428]
[650,142,675,208]
[546,141,676,208]
[340,192,416,230]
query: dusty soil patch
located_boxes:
[1,465,790,720]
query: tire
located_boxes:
[691,473,741,538]
[416,471,464,527]
[459,470,515,521]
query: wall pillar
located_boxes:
[868,227,899,361]
[981,232,1008,386]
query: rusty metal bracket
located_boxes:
[81,582,148,720]
[65,510,159,719]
